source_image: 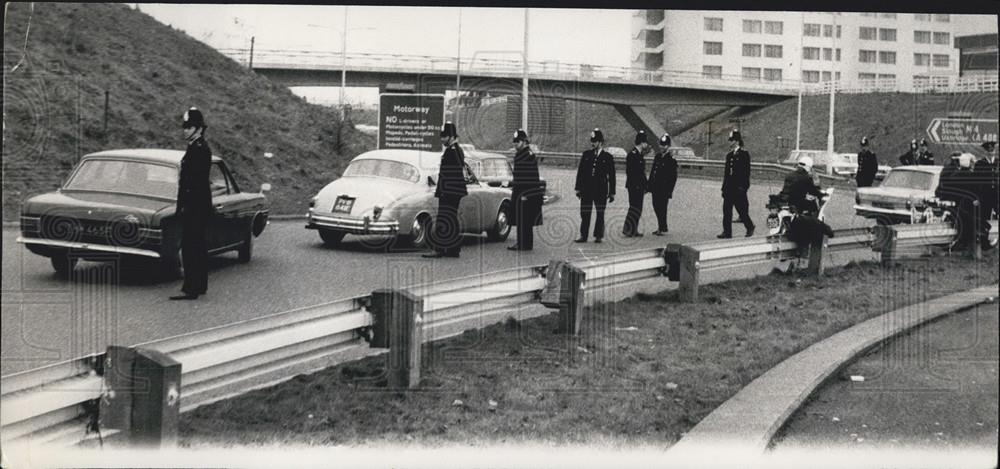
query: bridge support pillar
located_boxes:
[613,104,667,139]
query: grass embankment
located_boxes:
[2,3,374,219]
[180,252,998,447]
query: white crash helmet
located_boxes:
[958,153,974,168]
[797,155,814,172]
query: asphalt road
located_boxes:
[2,167,868,375]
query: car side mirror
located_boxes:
[427,176,436,186]
[260,183,272,193]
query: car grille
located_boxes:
[37,215,162,247]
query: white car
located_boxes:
[306,149,513,248]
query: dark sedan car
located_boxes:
[17,149,270,277]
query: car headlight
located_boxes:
[372,205,383,221]
[309,197,317,209]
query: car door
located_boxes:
[459,162,487,232]
[208,162,242,250]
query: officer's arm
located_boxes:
[608,154,616,196]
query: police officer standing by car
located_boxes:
[508,129,543,251]
[575,128,616,243]
[719,129,755,238]
[973,140,998,250]
[856,135,878,187]
[171,107,212,300]
[916,138,936,165]
[647,133,678,236]
[623,130,649,237]
[424,121,467,258]
[936,153,978,250]
[899,139,918,166]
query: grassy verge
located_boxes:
[180,252,998,447]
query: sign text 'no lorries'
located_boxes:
[926,118,999,145]
[378,94,445,152]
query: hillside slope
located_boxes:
[3,2,374,218]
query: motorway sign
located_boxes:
[378,93,445,152]
[926,118,999,145]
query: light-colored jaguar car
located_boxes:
[306,149,513,247]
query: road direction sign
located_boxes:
[378,93,445,152]
[926,118,999,145]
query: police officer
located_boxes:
[856,135,878,187]
[780,156,825,214]
[623,130,650,237]
[647,133,678,236]
[575,128,616,243]
[423,121,467,258]
[170,107,212,300]
[899,139,918,166]
[973,140,998,249]
[719,129,755,238]
[916,138,935,165]
[508,129,543,251]
[936,153,978,250]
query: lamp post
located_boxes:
[522,8,529,132]
[307,11,373,120]
[826,12,837,153]
[455,8,462,127]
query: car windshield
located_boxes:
[673,148,695,158]
[881,169,935,190]
[343,159,421,183]
[64,159,178,199]
[476,159,512,179]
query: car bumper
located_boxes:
[306,213,399,235]
[16,236,162,258]
[854,205,912,219]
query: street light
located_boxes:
[826,12,837,153]
[307,7,374,121]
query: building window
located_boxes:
[822,71,832,82]
[804,23,821,37]
[823,24,834,37]
[914,14,931,21]
[914,30,931,43]
[859,50,877,63]
[702,65,722,79]
[743,20,762,33]
[765,21,783,34]
[703,41,723,55]
[742,43,762,57]
[878,74,896,81]
[934,14,950,22]
[859,72,877,80]
[879,51,897,64]
[742,67,761,80]
[763,68,782,81]
[802,70,820,83]
[803,47,821,60]
[914,53,931,66]
[933,54,950,67]
[880,13,897,19]
[836,48,841,61]
[823,48,832,61]
[837,25,842,38]
[933,32,950,45]
[914,75,930,87]
[859,27,877,40]
[704,17,723,31]
[765,44,783,58]
[879,28,897,41]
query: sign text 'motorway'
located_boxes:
[926,118,999,145]
[378,94,445,152]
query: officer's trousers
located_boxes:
[722,189,754,235]
[180,214,209,295]
[651,193,670,231]
[431,195,463,256]
[579,194,607,240]
[623,187,645,235]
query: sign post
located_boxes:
[378,93,445,152]
[925,118,999,145]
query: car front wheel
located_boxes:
[486,204,511,242]
[408,215,431,248]
[319,229,346,247]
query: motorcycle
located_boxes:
[766,188,835,238]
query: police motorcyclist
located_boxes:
[916,138,936,165]
[779,156,825,214]
[899,139,918,166]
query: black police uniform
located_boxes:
[856,148,878,187]
[432,141,468,257]
[177,136,213,295]
[916,149,936,165]
[510,145,544,250]
[779,167,824,214]
[721,145,754,236]
[623,146,647,236]
[647,149,678,232]
[899,148,917,166]
[972,155,998,248]
[575,148,616,241]
[936,164,979,248]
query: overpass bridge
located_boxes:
[221,48,802,137]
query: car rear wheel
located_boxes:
[408,215,431,248]
[237,226,253,263]
[486,203,511,242]
[319,229,346,247]
[51,254,78,277]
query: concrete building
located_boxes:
[955,33,998,79]
[632,10,963,91]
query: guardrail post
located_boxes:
[370,289,423,389]
[557,263,585,335]
[805,237,826,276]
[678,246,701,302]
[873,224,898,265]
[100,346,181,448]
[663,244,683,281]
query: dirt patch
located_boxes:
[180,252,998,447]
